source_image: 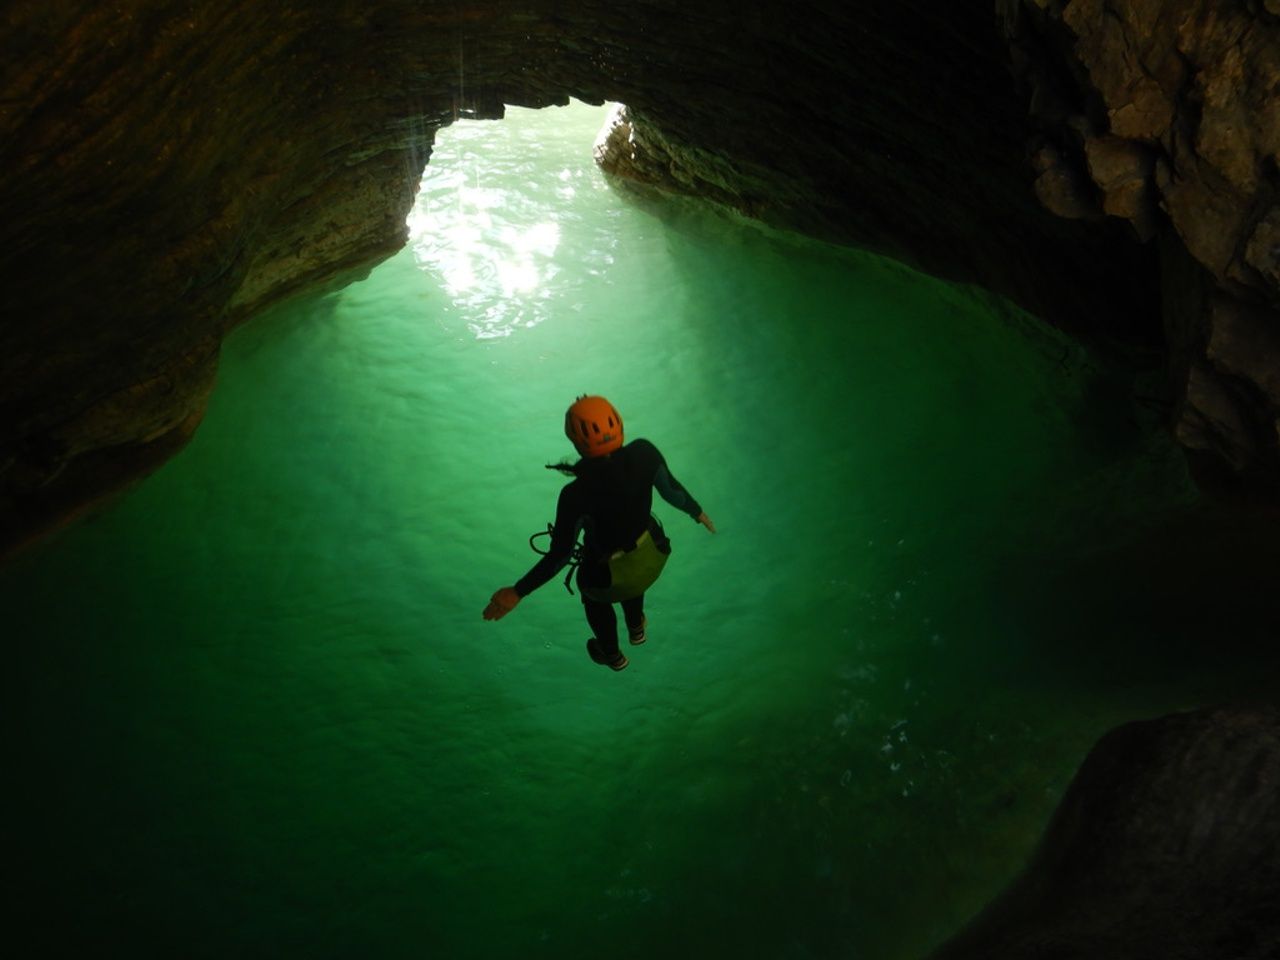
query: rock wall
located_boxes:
[999,0,1280,494]
[929,708,1280,960]
[0,0,1276,555]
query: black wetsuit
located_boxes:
[514,438,703,655]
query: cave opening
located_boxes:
[7,98,1280,960]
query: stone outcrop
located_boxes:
[1,0,1277,556]
[930,708,1280,960]
[999,0,1280,494]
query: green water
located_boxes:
[8,101,1280,960]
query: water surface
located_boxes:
[8,100,1278,960]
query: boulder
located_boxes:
[931,708,1280,960]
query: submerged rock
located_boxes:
[931,708,1280,960]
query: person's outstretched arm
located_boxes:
[649,441,715,533]
[483,486,581,621]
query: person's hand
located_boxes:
[483,587,521,621]
[697,512,716,534]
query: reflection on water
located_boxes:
[408,115,613,340]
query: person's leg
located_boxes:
[577,560,624,664]
[621,594,646,644]
[582,596,621,657]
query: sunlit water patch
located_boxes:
[7,100,1279,960]
[407,112,619,339]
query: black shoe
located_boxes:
[627,616,647,646]
[586,638,628,671]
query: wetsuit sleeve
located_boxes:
[650,444,703,521]
[514,486,581,597]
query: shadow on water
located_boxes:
[996,502,1280,693]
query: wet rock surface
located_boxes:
[0,0,1276,549]
[930,707,1280,960]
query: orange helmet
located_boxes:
[564,395,624,457]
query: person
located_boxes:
[482,395,715,671]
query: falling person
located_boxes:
[482,395,715,670]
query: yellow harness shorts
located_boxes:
[580,523,670,603]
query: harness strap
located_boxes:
[529,515,667,597]
[528,524,584,595]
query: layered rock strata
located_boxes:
[930,708,1280,960]
[1,0,1277,557]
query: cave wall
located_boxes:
[0,2,550,554]
[1,0,1277,557]
[999,0,1280,494]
